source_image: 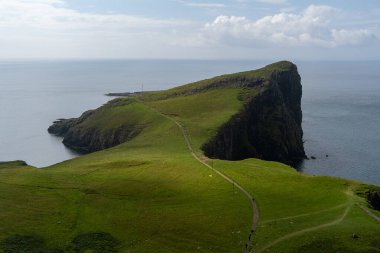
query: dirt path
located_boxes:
[146,104,259,253]
[358,205,380,223]
[256,204,353,253]
[260,203,347,225]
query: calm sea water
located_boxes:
[0,60,379,185]
[298,61,380,185]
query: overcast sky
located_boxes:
[0,0,379,60]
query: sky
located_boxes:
[0,0,379,60]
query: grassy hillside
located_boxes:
[0,98,251,253]
[0,62,379,252]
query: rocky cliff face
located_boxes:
[202,62,305,164]
[367,191,380,211]
[48,100,143,153]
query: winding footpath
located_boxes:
[145,103,259,253]
[257,200,380,252]
[260,203,347,225]
[257,203,353,253]
[358,205,380,223]
[142,100,380,253]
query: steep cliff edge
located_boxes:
[201,61,305,163]
[48,61,305,163]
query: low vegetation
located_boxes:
[0,62,378,252]
[70,232,120,253]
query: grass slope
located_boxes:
[0,62,379,252]
[0,99,251,253]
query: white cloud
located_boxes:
[180,1,226,8]
[331,29,375,46]
[202,5,379,47]
[0,1,379,59]
[0,0,191,30]
[0,0,195,58]
[256,0,287,5]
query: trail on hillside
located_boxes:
[256,203,353,253]
[144,102,259,253]
[260,203,347,225]
[358,205,380,223]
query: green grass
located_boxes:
[268,204,380,253]
[75,98,152,132]
[212,158,380,252]
[141,61,294,101]
[147,88,243,152]
[0,161,29,170]
[0,64,379,252]
[0,101,251,253]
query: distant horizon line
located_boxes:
[1,58,379,62]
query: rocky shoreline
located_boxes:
[48,100,143,153]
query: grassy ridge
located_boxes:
[147,88,244,153]
[142,60,293,101]
[78,99,150,132]
[0,62,379,252]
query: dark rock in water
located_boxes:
[105,92,142,97]
[106,92,133,97]
[48,110,95,137]
[311,156,316,160]
[202,61,306,164]
[367,191,380,211]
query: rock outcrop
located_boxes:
[201,61,305,164]
[367,191,380,211]
[48,100,143,153]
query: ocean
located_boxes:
[0,60,379,185]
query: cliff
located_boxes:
[48,61,305,163]
[201,61,305,163]
[367,190,380,211]
[48,99,144,153]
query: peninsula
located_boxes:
[0,61,378,253]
